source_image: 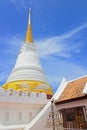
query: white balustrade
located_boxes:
[0,88,48,103]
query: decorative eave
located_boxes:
[55,94,87,105]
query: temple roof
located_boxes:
[55,76,87,104]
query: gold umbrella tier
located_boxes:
[2,80,53,95]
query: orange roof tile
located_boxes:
[56,76,87,103]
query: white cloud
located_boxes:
[9,0,26,10]
[45,58,87,91]
[62,23,87,38]
[0,74,8,82]
[0,24,85,59]
[0,35,23,54]
[36,23,87,58]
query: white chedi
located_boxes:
[7,43,48,84]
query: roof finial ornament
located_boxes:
[28,8,31,25]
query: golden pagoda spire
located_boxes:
[25,9,33,43]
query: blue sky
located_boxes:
[0,0,87,92]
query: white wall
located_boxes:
[0,78,67,130]
[55,99,87,110]
[0,88,49,129]
[0,102,41,126]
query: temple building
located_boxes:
[0,10,87,130]
[55,76,87,129]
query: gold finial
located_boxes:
[25,9,33,43]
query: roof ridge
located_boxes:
[67,75,87,83]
